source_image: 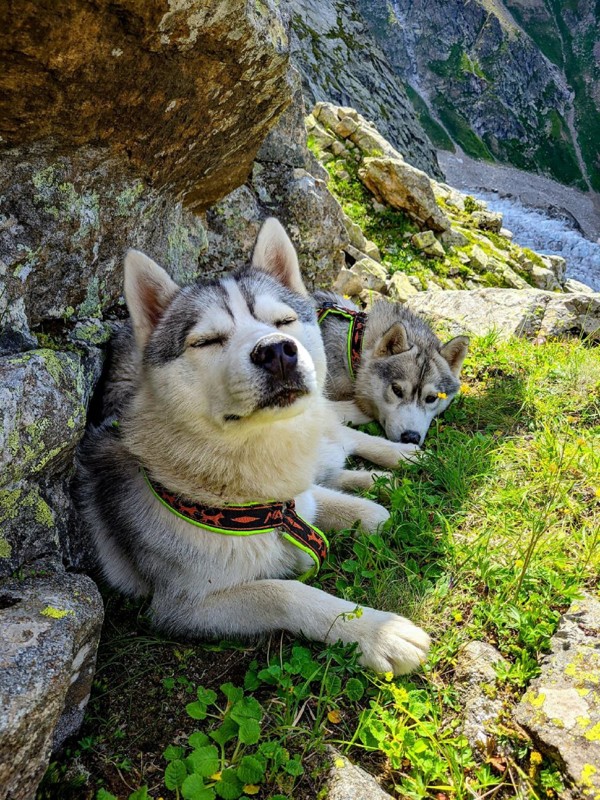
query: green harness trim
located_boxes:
[142,469,329,581]
[317,302,367,380]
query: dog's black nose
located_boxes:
[251,338,298,379]
[400,430,420,445]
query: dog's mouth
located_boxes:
[258,385,309,409]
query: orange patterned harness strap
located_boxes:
[143,470,328,580]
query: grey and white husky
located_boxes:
[314,292,469,445]
[76,219,429,675]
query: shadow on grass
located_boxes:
[322,372,529,620]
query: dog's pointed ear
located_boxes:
[440,336,469,376]
[252,217,307,295]
[374,322,409,358]
[124,249,180,350]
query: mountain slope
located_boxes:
[355,0,599,190]
[288,0,442,178]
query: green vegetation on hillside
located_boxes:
[40,334,600,800]
[404,84,455,152]
[433,96,495,162]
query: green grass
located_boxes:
[41,333,600,800]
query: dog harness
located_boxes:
[317,301,367,380]
[143,470,328,580]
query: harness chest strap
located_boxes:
[317,302,367,380]
[143,470,328,580]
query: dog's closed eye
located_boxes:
[275,316,297,328]
[189,335,228,348]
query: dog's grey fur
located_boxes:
[314,291,469,444]
[76,219,430,675]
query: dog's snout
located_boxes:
[251,338,298,379]
[400,430,421,445]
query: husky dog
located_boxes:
[76,219,429,675]
[314,292,469,445]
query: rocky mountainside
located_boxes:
[287,0,441,178]
[355,0,599,191]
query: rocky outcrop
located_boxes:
[307,103,577,299]
[0,573,103,800]
[515,594,600,798]
[0,348,102,577]
[359,158,450,232]
[200,75,348,287]
[406,289,600,341]
[288,0,441,178]
[0,1,292,211]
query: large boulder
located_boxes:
[0,1,291,212]
[0,573,103,800]
[0,0,293,341]
[0,348,102,578]
[515,594,600,798]
[406,289,600,341]
[359,157,450,232]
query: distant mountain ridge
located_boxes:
[289,0,600,191]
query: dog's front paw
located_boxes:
[358,499,390,532]
[393,442,422,464]
[349,610,430,675]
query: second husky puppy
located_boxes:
[77,219,429,675]
[314,292,469,445]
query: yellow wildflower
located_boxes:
[210,772,222,781]
[243,786,260,795]
[460,383,470,394]
[437,391,447,399]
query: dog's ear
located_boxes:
[440,336,469,376]
[124,249,180,350]
[252,218,308,295]
[374,322,409,357]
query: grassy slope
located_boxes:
[40,334,600,800]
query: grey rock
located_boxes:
[406,289,600,341]
[440,228,469,248]
[359,157,450,231]
[333,268,365,298]
[387,271,419,302]
[531,265,562,291]
[0,348,102,578]
[326,748,394,799]
[363,240,382,262]
[471,210,503,233]
[469,245,489,271]
[564,278,595,294]
[411,230,437,250]
[454,641,508,751]
[0,572,104,800]
[352,257,388,293]
[515,594,600,797]
[542,255,567,284]
[344,217,367,251]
